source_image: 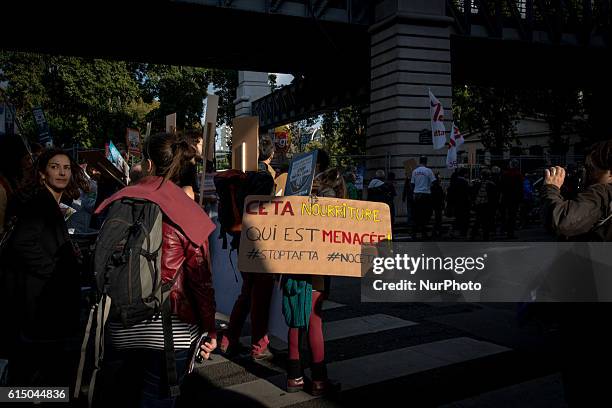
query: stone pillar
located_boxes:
[234,71,271,117]
[367,0,454,221]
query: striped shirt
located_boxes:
[109,314,199,350]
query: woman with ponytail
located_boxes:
[94,132,217,407]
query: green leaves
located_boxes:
[452,85,588,153]
[139,65,237,132]
[320,106,367,165]
[0,51,237,148]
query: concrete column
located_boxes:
[367,0,454,221]
[234,71,271,117]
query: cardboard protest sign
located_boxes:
[165,113,177,134]
[32,107,53,147]
[231,116,259,172]
[107,141,130,182]
[198,94,219,206]
[79,150,126,187]
[285,150,317,196]
[126,128,141,156]
[204,94,219,162]
[199,170,217,202]
[274,126,290,153]
[274,173,288,196]
[238,196,392,277]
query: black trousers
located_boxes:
[412,194,433,236]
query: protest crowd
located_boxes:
[0,116,611,407]
[361,156,591,242]
[395,158,546,241]
[0,125,353,406]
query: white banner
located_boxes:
[446,123,462,169]
[450,122,463,147]
[446,146,457,169]
[429,90,447,150]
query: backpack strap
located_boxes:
[87,294,112,407]
[158,252,183,398]
[161,295,180,398]
[73,304,96,400]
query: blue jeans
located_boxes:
[98,348,190,408]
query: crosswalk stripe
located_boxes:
[318,337,510,391]
[321,300,346,311]
[323,314,418,342]
[206,337,510,407]
[240,314,416,350]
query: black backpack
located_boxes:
[75,198,181,405]
[214,169,274,250]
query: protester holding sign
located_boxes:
[220,136,277,361]
[222,145,392,396]
[284,150,342,396]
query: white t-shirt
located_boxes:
[411,165,435,194]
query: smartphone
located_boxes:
[195,335,213,363]
[188,334,212,374]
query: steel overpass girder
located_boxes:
[251,75,368,130]
[447,0,610,46]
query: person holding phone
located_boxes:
[541,140,612,407]
[542,140,612,241]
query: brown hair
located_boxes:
[317,167,348,199]
[35,147,89,201]
[259,135,275,162]
[143,132,196,183]
[183,129,203,144]
[586,140,612,183]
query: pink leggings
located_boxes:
[288,290,325,363]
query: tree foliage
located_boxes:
[1,53,141,147]
[320,105,367,165]
[452,85,595,155]
[0,51,237,148]
[286,117,318,155]
[452,86,523,152]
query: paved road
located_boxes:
[179,274,567,407]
